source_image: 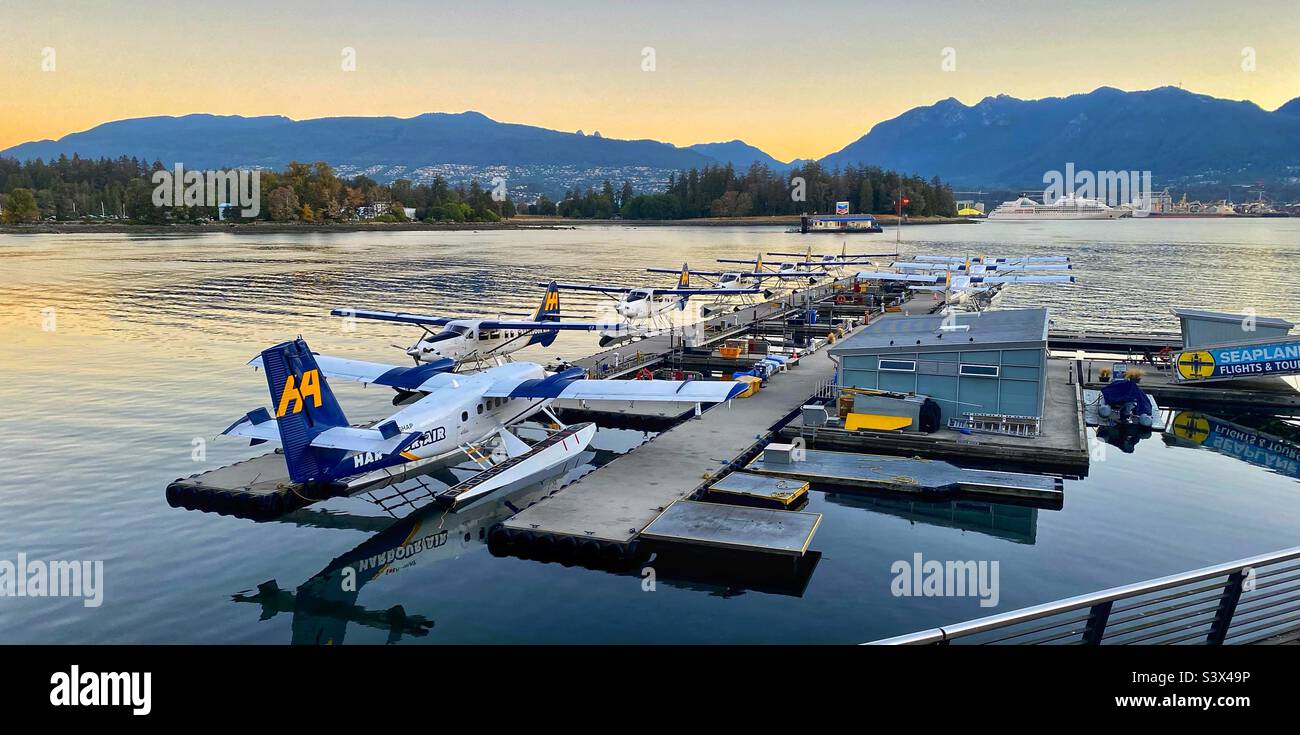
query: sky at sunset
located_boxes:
[3,0,1299,161]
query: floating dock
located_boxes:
[746,449,1063,503]
[706,472,809,508]
[1079,358,1300,413]
[639,500,822,556]
[497,338,845,549]
[784,359,1089,475]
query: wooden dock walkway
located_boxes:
[500,337,845,546]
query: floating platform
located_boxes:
[499,339,845,548]
[746,449,1063,503]
[639,500,822,556]
[706,472,809,508]
[167,451,339,520]
[168,439,463,520]
[1080,358,1300,413]
[785,359,1089,475]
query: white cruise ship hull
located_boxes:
[987,208,1122,220]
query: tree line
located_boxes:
[558,162,958,220]
[0,155,514,224]
[1,154,957,225]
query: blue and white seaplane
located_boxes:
[544,262,765,326]
[766,243,898,272]
[332,282,631,367]
[713,253,833,285]
[905,269,1076,311]
[893,255,1073,275]
[227,337,745,510]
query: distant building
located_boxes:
[830,307,1050,422]
[356,203,390,220]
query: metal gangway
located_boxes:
[869,545,1300,645]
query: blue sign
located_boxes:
[1175,337,1300,382]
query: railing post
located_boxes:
[1082,601,1112,644]
[1208,570,1247,645]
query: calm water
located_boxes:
[1,219,1298,643]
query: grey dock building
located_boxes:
[829,307,1050,423]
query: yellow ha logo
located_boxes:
[1176,351,1216,380]
[276,369,323,416]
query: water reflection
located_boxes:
[1164,411,1300,480]
[823,493,1040,545]
[232,467,574,645]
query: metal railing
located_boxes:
[869,545,1300,645]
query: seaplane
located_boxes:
[226,337,745,510]
[331,282,631,367]
[714,252,834,285]
[904,270,1076,311]
[543,263,765,328]
[765,243,899,272]
[894,253,1076,273]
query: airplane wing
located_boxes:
[748,270,833,279]
[330,308,456,327]
[484,367,746,402]
[855,271,945,284]
[476,319,633,332]
[977,263,1072,272]
[655,287,764,295]
[647,267,727,277]
[892,261,966,272]
[970,274,1076,284]
[715,258,762,265]
[541,282,634,294]
[248,353,460,393]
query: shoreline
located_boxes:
[0,214,975,235]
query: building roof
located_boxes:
[831,307,1049,355]
[1172,308,1294,331]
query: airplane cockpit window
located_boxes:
[627,291,648,302]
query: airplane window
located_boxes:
[477,404,483,414]
[627,291,646,302]
[461,411,468,421]
[446,325,470,336]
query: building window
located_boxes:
[879,359,917,372]
[959,364,1000,377]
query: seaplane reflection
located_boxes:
[232,445,605,644]
[233,428,827,641]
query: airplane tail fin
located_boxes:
[261,338,349,483]
[534,281,561,322]
[529,281,562,347]
[677,263,690,289]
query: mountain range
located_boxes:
[5,86,1299,193]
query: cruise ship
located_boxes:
[987,194,1123,220]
